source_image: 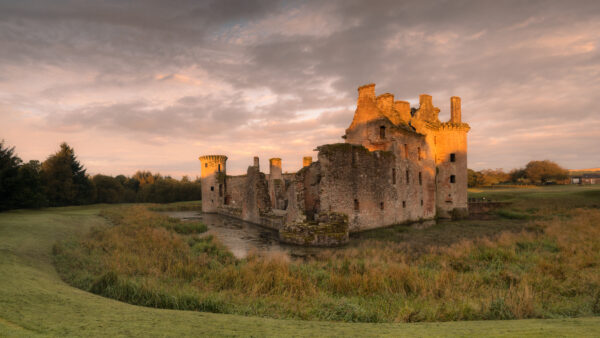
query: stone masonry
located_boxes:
[199,84,470,246]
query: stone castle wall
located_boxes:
[198,83,469,246]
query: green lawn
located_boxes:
[1,203,599,336]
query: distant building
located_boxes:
[571,173,600,185]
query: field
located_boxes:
[1,186,600,336]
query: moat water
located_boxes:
[161,211,324,259]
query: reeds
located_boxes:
[54,201,600,322]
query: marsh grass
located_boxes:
[53,186,600,323]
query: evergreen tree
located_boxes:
[41,143,93,206]
[0,140,22,210]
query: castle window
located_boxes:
[450,175,456,183]
[219,184,223,197]
[218,164,221,172]
[380,126,386,139]
[421,199,424,206]
[418,147,422,160]
[404,144,408,159]
[392,168,396,185]
[406,170,409,184]
[380,202,384,210]
[210,186,214,191]
[419,172,422,185]
[354,199,359,211]
[402,201,406,208]
[205,163,208,168]
[450,153,456,162]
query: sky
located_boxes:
[1,0,599,177]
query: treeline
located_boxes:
[0,141,202,211]
[468,160,569,187]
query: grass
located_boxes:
[49,185,600,326]
[2,186,600,336]
[2,207,598,336]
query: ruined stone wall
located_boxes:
[241,166,271,224]
[315,143,434,232]
[224,175,245,207]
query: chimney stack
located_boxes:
[269,158,282,180]
[253,156,260,169]
[303,156,312,167]
[450,96,461,123]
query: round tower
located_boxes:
[199,155,228,213]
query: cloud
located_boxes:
[1,0,600,177]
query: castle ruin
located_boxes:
[199,84,470,246]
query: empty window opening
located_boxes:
[218,164,221,172]
[210,186,214,191]
[450,153,456,162]
[219,184,223,197]
[450,175,456,183]
[392,168,396,185]
[354,199,359,211]
[406,170,409,184]
[404,144,408,159]
[419,172,422,185]
[418,147,422,160]
[402,201,406,208]
[380,202,384,210]
[380,126,386,139]
[421,199,424,206]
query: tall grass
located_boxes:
[53,191,600,323]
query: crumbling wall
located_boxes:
[225,175,245,207]
[241,165,271,224]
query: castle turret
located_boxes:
[199,155,228,213]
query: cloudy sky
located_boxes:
[1,0,599,177]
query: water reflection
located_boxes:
[162,211,324,259]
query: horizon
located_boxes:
[1,0,600,178]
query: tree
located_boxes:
[467,169,485,187]
[41,143,93,206]
[92,174,125,203]
[0,140,22,210]
[524,160,568,184]
[14,160,47,208]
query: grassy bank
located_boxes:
[1,204,600,336]
[51,185,600,324]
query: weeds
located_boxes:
[53,187,600,323]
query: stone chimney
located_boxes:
[394,100,411,122]
[253,156,260,169]
[376,93,394,114]
[269,158,282,180]
[303,156,312,167]
[357,83,376,102]
[419,94,433,110]
[450,96,461,123]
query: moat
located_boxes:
[162,211,325,258]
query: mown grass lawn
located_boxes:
[1,192,600,336]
